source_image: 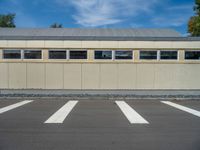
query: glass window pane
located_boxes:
[160,51,177,60]
[185,51,200,60]
[24,50,42,59]
[115,51,132,59]
[140,51,157,60]
[49,51,66,59]
[95,51,112,59]
[70,51,87,59]
[3,50,21,59]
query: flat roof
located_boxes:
[0,28,200,41]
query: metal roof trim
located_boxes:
[0,36,200,41]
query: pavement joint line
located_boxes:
[115,101,149,124]
[44,100,78,124]
[161,101,200,118]
[0,100,33,114]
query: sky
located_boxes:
[0,0,195,35]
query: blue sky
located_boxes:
[0,0,195,35]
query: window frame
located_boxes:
[159,50,179,61]
[94,50,113,60]
[139,50,158,60]
[23,49,42,60]
[69,50,88,60]
[3,49,22,60]
[114,50,133,60]
[48,50,67,60]
[184,50,200,61]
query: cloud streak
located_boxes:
[71,0,121,27]
[57,0,159,27]
[55,0,194,29]
[0,0,194,35]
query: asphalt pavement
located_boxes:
[0,99,200,150]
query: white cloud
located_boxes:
[56,0,160,27]
[71,0,121,27]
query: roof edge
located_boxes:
[0,36,200,41]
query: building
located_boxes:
[0,28,200,91]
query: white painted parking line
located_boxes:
[115,101,149,124]
[0,100,33,114]
[45,100,78,124]
[161,101,200,118]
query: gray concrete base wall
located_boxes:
[1,89,200,99]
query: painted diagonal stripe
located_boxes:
[161,101,200,117]
[45,100,78,124]
[0,100,33,114]
[115,101,149,124]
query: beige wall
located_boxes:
[46,64,64,89]
[64,64,81,89]
[8,63,26,89]
[0,63,8,88]
[27,63,45,89]
[137,64,155,89]
[0,39,200,90]
[1,40,200,49]
[100,64,118,89]
[82,64,99,89]
[118,64,137,89]
[1,62,200,89]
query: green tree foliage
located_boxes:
[0,13,16,28]
[188,0,200,36]
[50,23,62,28]
[194,0,200,15]
[188,16,200,36]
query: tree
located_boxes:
[188,0,200,36]
[0,13,16,28]
[194,0,200,15]
[188,16,200,36]
[50,23,62,28]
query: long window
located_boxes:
[3,50,21,59]
[95,51,112,59]
[115,51,133,59]
[140,51,157,60]
[70,50,87,59]
[24,50,42,59]
[185,51,200,60]
[5,49,200,62]
[49,50,66,59]
[160,51,178,60]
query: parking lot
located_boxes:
[0,99,200,150]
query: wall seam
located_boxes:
[99,64,101,89]
[153,64,156,89]
[25,63,27,89]
[44,63,46,89]
[135,64,138,89]
[81,63,83,90]
[154,64,157,89]
[7,63,10,89]
[117,63,119,89]
[62,63,64,89]
[132,64,135,90]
